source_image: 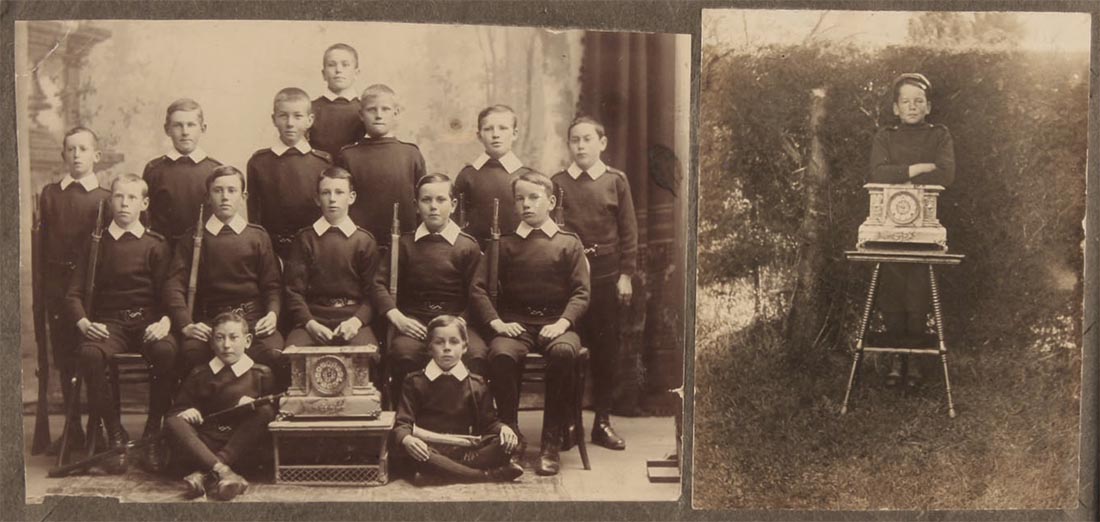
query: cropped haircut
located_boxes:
[511,171,555,198]
[165,98,205,125]
[415,173,455,199]
[210,311,251,335]
[477,104,518,129]
[892,73,931,102]
[317,165,356,193]
[110,173,149,197]
[567,115,606,139]
[361,84,399,107]
[273,87,313,112]
[323,43,359,67]
[205,165,247,193]
[63,126,99,148]
[426,315,468,344]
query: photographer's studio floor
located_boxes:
[23,411,679,503]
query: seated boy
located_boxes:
[337,84,425,248]
[165,166,288,390]
[64,173,176,472]
[868,73,955,387]
[369,173,488,398]
[551,116,638,450]
[38,126,110,451]
[393,315,523,484]
[144,98,222,243]
[164,311,277,501]
[247,87,332,260]
[454,104,540,246]
[471,172,590,476]
[310,43,366,157]
[284,166,380,350]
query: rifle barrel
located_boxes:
[186,204,204,317]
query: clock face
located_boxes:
[887,192,920,225]
[311,356,348,396]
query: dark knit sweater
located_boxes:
[283,225,380,327]
[869,122,955,187]
[64,230,171,322]
[369,231,482,319]
[552,167,639,279]
[392,371,503,444]
[39,180,110,267]
[143,155,222,239]
[336,136,425,246]
[246,147,331,242]
[310,97,366,158]
[454,161,539,241]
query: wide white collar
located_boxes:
[566,160,608,180]
[166,148,209,163]
[312,216,357,238]
[209,353,255,377]
[424,359,469,382]
[516,219,559,239]
[470,151,523,174]
[59,174,100,192]
[272,140,312,156]
[323,87,358,101]
[107,220,146,240]
[205,213,248,235]
[414,220,461,245]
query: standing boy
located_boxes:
[144,98,222,243]
[868,73,955,387]
[369,173,488,398]
[551,116,638,450]
[284,166,381,350]
[247,87,332,260]
[454,105,540,246]
[337,84,426,247]
[310,43,366,158]
[471,172,590,476]
[65,174,177,473]
[39,126,110,450]
[164,166,288,391]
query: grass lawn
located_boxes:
[691,286,1081,510]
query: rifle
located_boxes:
[488,198,500,307]
[83,200,106,317]
[383,204,400,409]
[48,392,286,478]
[555,186,565,226]
[457,192,467,229]
[186,204,204,318]
[30,195,50,454]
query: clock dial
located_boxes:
[887,192,920,225]
[312,356,348,396]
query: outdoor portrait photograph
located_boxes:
[14,19,689,504]
[694,9,1089,510]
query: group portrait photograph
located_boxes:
[13,18,690,504]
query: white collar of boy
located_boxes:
[272,140,312,156]
[471,151,523,174]
[414,220,460,245]
[209,354,255,377]
[567,160,607,180]
[424,359,469,382]
[166,148,208,163]
[323,88,358,101]
[59,174,100,192]
[312,216,357,238]
[516,220,560,239]
[205,213,248,236]
[107,220,146,240]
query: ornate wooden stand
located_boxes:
[840,249,963,418]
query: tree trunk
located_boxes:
[785,88,831,353]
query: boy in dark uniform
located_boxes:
[164,166,289,391]
[369,173,488,399]
[337,84,426,248]
[868,73,956,386]
[284,166,380,349]
[164,311,277,501]
[310,43,366,158]
[472,172,590,476]
[65,174,177,473]
[39,126,111,450]
[454,104,540,246]
[143,98,222,244]
[551,116,638,450]
[247,87,332,260]
[394,315,523,484]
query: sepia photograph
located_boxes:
[15,19,689,503]
[694,9,1089,510]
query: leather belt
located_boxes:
[522,305,562,318]
[46,260,77,271]
[204,300,260,319]
[97,307,149,322]
[583,243,618,258]
[273,234,295,247]
[314,297,360,308]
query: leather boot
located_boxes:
[182,471,209,499]
[885,354,903,387]
[536,431,561,476]
[905,356,923,388]
[140,417,167,473]
[101,422,129,475]
[211,462,249,501]
[483,461,525,482]
[591,412,626,450]
[560,422,576,451]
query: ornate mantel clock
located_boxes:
[857,183,947,251]
[279,345,382,418]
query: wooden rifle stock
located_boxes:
[458,192,467,229]
[83,200,106,315]
[30,195,50,454]
[186,204,204,318]
[48,392,286,478]
[556,186,565,226]
[488,198,500,307]
[389,202,400,296]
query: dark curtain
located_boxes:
[578,32,684,416]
